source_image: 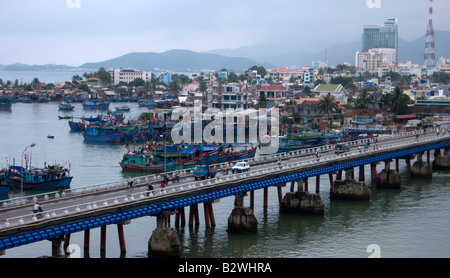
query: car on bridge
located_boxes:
[335,143,350,154]
[232,162,250,173]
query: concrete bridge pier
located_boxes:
[375,160,401,188]
[49,236,65,257]
[227,193,258,234]
[330,168,371,201]
[148,212,181,257]
[280,179,325,215]
[433,147,450,170]
[410,153,433,178]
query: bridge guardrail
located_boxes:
[1,129,448,230]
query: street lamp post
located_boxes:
[21,143,36,195]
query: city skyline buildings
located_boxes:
[361,18,399,60]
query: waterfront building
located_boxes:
[207,83,252,110]
[256,85,288,108]
[362,18,399,59]
[110,69,152,85]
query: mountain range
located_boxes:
[1,31,449,72]
[206,30,450,67]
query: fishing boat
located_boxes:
[17,97,33,103]
[119,145,257,173]
[82,126,122,143]
[68,116,101,132]
[5,164,73,191]
[115,106,131,112]
[68,120,86,132]
[37,97,50,103]
[0,171,10,195]
[138,100,155,108]
[58,101,75,111]
[82,100,110,109]
[0,97,13,110]
[58,116,72,120]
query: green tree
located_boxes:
[31,78,41,90]
[95,67,112,84]
[432,72,450,84]
[129,78,145,87]
[168,80,181,95]
[318,94,338,129]
[197,76,207,93]
[258,93,267,108]
[391,86,410,115]
[249,65,267,78]
[355,88,372,109]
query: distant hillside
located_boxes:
[207,30,450,67]
[3,63,79,71]
[80,50,276,72]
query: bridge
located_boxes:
[1,129,450,257]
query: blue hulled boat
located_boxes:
[82,126,122,143]
[0,97,13,110]
[5,164,73,191]
[0,171,10,195]
[82,100,110,109]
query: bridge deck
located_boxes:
[1,130,449,250]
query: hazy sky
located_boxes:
[1,0,449,66]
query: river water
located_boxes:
[1,102,450,259]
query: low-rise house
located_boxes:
[313,84,348,104]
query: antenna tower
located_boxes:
[424,0,436,69]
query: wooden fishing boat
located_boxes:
[58,101,75,111]
[119,145,257,173]
[0,97,13,110]
[5,164,73,191]
[115,106,131,112]
[82,100,110,109]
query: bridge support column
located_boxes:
[188,204,200,227]
[63,234,71,256]
[227,193,257,234]
[375,160,401,189]
[280,176,324,215]
[149,212,181,257]
[410,153,432,178]
[100,226,107,257]
[84,229,90,258]
[203,202,216,228]
[49,236,64,257]
[433,148,450,170]
[330,169,371,201]
[175,207,185,227]
[117,223,127,255]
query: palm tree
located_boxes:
[356,88,372,109]
[391,87,410,115]
[318,94,338,130]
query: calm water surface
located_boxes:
[1,103,450,258]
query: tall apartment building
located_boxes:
[110,69,152,85]
[362,18,399,59]
[355,50,383,73]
